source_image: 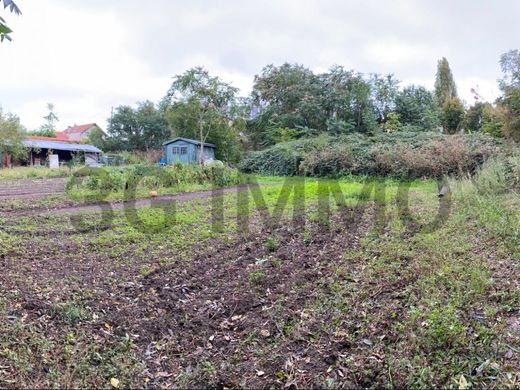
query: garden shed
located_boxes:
[163,137,216,164]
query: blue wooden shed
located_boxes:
[162,137,216,164]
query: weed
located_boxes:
[139,265,153,277]
[421,305,466,351]
[248,271,266,287]
[50,302,89,325]
[265,236,280,252]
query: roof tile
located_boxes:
[62,123,97,134]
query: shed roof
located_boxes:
[162,137,216,148]
[23,139,102,153]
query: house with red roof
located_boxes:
[60,123,106,142]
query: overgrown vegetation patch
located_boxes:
[240,132,498,179]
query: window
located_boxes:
[172,147,179,154]
[180,147,188,155]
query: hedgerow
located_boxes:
[239,132,500,179]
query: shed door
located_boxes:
[170,145,190,164]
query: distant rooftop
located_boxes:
[62,123,98,134]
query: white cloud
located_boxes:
[0,0,516,132]
[1,0,167,130]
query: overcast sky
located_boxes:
[1,0,518,131]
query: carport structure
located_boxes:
[22,137,102,167]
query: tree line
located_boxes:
[1,51,520,163]
[89,51,520,162]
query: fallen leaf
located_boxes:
[110,378,120,388]
[156,371,173,378]
[260,329,270,338]
[458,374,468,390]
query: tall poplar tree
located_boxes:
[434,57,458,107]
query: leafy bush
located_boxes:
[265,236,280,252]
[369,135,496,178]
[240,132,499,179]
[300,144,353,177]
[239,143,303,176]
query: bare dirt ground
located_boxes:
[0,177,67,199]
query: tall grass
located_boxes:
[66,163,250,201]
[0,166,74,181]
[450,154,520,247]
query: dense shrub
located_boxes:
[369,135,496,178]
[67,163,246,194]
[239,144,304,176]
[240,132,499,179]
[300,144,353,177]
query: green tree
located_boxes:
[382,112,401,133]
[31,103,59,137]
[87,127,109,150]
[264,127,301,144]
[249,63,328,146]
[0,0,21,42]
[498,50,520,140]
[164,67,241,163]
[370,73,399,123]
[322,66,376,134]
[249,64,388,147]
[481,104,504,137]
[442,96,465,134]
[0,109,27,166]
[434,57,458,107]
[395,85,440,131]
[463,102,488,133]
[108,101,169,151]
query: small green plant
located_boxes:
[270,258,282,268]
[265,236,280,252]
[139,265,153,277]
[248,270,266,287]
[422,305,466,350]
[50,302,88,325]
